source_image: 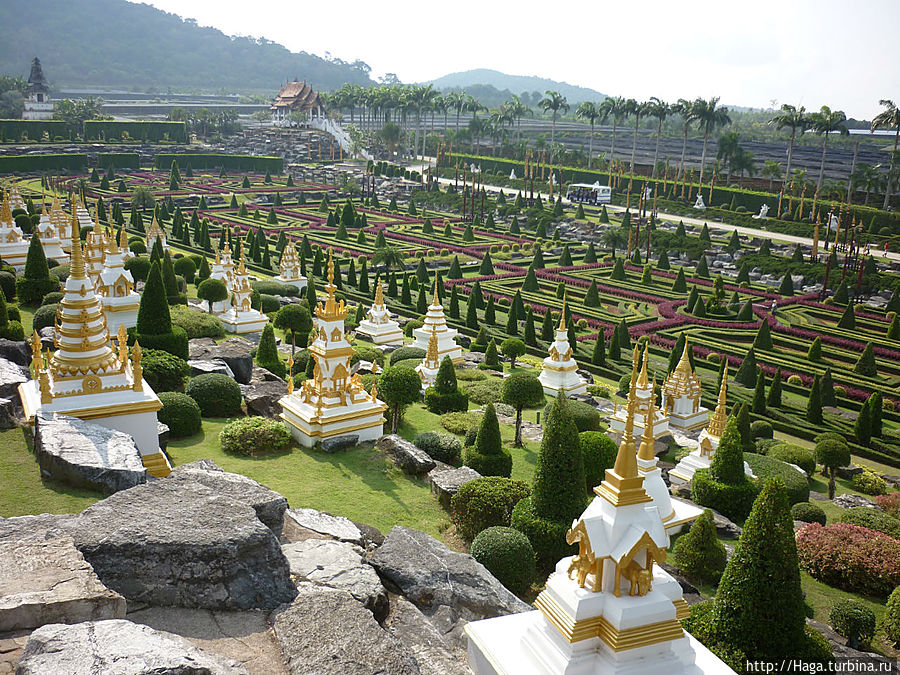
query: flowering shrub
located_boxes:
[876,493,900,519]
[796,523,900,596]
[852,470,888,496]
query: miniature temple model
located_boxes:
[82,213,107,284]
[609,344,670,441]
[218,246,268,333]
[661,338,709,430]
[415,327,441,390]
[0,190,29,270]
[17,212,168,477]
[145,212,168,251]
[208,243,236,313]
[35,197,67,263]
[355,282,403,346]
[6,181,26,211]
[97,234,140,332]
[23,57,54,120]
[279,249,387,447]
[73,196,94,231]
[668,365,755,485]
[412,278,462,364]
[274,239,307,291]
[466,379,732,674]
[537,299,587,397]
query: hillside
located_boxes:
[426,69,607,106]
[0,0,373,93]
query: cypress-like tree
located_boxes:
[197,256,211,283]
[657,249,670,270]
[837,303,856,330]
[753,320,773,350]
[531,246,545,269]
[699,223,710,242]
[854,398,872,446]
[162,251,179,302]
[415,257,429,284]
[735,402,753,453]
[584,280,600,307]
[558,244,572,267]
[806,375,823,424]
[672,267,687,292]
[255,324,284,377]
[479,251,495,275]
[463,402,512,477]
[736,263,750,285]
[735,348,758,388]
[346,259,357,287]
[505,299,518,335]
[484,339,500,369]
[599,205,609,223]
[611,257,626,280]
[807,336,822,361]
[484,295,496,325]
[416,285,428,314]
[640,265,652,285]
[737,299,754,321]
[854,342,877,377]
[696,254,710,278]
[886,287,900,313]
[387,271,397,297]
[887,314,900,341]
[766,367,782,408]
[591,330,606,366]
[726,229,741,251]
[137,261,171,335]
[710,417,746,485]
[471,280,484,309]
[358,259,369,295]
[833,282,850,305]
[672,509,727,584]
[617,318,631,348]
[870,392,883,438]
[524,307,536,346]
[778,273,794,296]
[608,324,621,361]
[693,294,707,317]
[712,479,808,662]
[523,267,539,292]
[752,370,767,415]
[584,242,597,263]
[465,294,478,328]
[567,316,577,353]
[716,356,728,391]
[541,309,554,342]
[448,255,462,279]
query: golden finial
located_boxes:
[595,375,651,506]
[675,336,692,375]
[69,208,86,279]
[117,324,128,363]
[131,341,143,391]
[370,380,378,400]
[119,225,128,251]
[287,353,295,394]
[93,208,103,235]
[636,342,650,389]
[374,282,385,307]
[106,227,118,256]
[0,191,12,225]
[638,375,657,461]
[30,330,42,374]
[432,275,440,307]
[558,294,567,332]
[426,325,439,366]
[326,247,335,288]
[707,360,729,438]
[629,344,640,390]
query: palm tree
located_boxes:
[468,116,490,154]
[539,90,569,146]
[575,101,603,168]
[871,100,900,209]
[808,105,849,193]
[693,96,731,185]
[625,99,651,174]
[445,91,467,132]
[850,163,884,205]
[600,96,628,163]
[770,104,808,194]
[372,245,405,272]
[505,95,533,144]
[761,160,783,191]
[673,98,696,182]
[647,98,670,178]
[602,228,626,256]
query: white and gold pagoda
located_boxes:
[6,180,26,212]
[279,249,387,447]
[356,283,403,346]
[274,239,307,291]
[412,278,462,364]
[0,190,29,270]
[73,196,94,231]
[218,246,268,333]
[97,234,140,332]
[145,212,168,251]
[661,338,708,431]
[538,300,587,397]
[466,379,733,674]
[34,197,67,263]
[208,243,236,313]
[668,366,754,485]
[17,212,168,477]
[82,213,107,284]
[609,345,669,441]
[415,326,441,390]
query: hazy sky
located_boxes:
[135,0,898,119]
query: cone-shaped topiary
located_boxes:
[854,398,872,446]
[710,417,746,485]
[672,509,727,584]
[16,233,58,304]
[807,336,822,361]
[806,375,823,424]
[591,330,606,366]
[479,251,494,275]
[753,320,773,350]
[854,342,877,377]
[672,267,687,292]
[255,323,285,378]
[531,392,586,522]
[887,314,900,341]
[463,403,512,477]
[735,348,758,388]
[752,370,767,415]
[737,299,754,321]
[778,273,794,296]
[767,367,783,408]
[735,402,753,453]
[611,257,626,280]
[137,261,171,335]
[484,339,500,369]
[696,254,710,278]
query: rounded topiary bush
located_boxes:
[750,420,773,439]
[450,476,531,541]
[829,600,876,650]
[787,374,803,385]
[744,453,809,504]
[41,291,63,306]
[543,399,600,432]
[470,526,535,595]
[141,349,190,392]
[767,443,815,476]
[510,497,575,574]
[579,431,617,492]
[0,319,24,341]
[157,391,201,438]
[440,411,481,435]
[883,586,900,647]
[836,507,900,538]
[413,431,462,464]
[791,502,826,525]
[260,294,281,314]
[671,509,727,584]
[852,470,888,496]
[754,438,781,454]
[691,468,759,522]
[184,372,242,417]
[390,346,425,365]
[169,306,225,339]
[219,416,292,456]
[0,271,16,301]
[32,303,58,333]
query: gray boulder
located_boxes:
[169,461,289,537]
[33,413,147,494]
[188,337,254,384]
[0,396,21,429]
[0,538,125,632]
[835,464,863,480]
[368,526,530,646]
[281,539,388,621]
[428,465,481,509]
[384,595,470,675]
[0,339,30,367]
[320,434,359,453]
[65,479,297,610]
[15,619,248,675]
[283,508,365,547]
[243,378,288,418]
[0,356,27,400]
[376,434,436,475]
[834,493,875,509]
[271,583,420,675]
[187,358,234,379]
[0,513,75,544]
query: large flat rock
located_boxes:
[189,337,254,384]
[15,619,248,675]
[169,461,288,537]
[384,594,470,675]
[428,465,481,509]
[0,513,74,544]
[271,583,420,675]
[376,434,436,475]
[0,538,125,632]
[66,479,297,610]
[34,413,147,494]
[243,378,288,418]
[283,507,365,546]
[367,526,530,647]
[281,539,388,621]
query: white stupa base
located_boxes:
[665,407,710,432]
[669,449,756,485]
[0,240,29,271]
[18,379,164,462]
[539,360,587,397]
[416,363,439,391]
[218,309,269,334]
[356,320,404,346]
[608,412,669,441]
[412,326,462,364]
[40,240,68,265]
[665,498,706,535]
[101,298,140,333]
[279,393,386,448]
[274,275,307,291]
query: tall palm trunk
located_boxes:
[630,116,640,173]
[678,127,688,180]
[699,125,711,185]
[610,122,618,161]
[550,112,557,146]
[587,121,594,169]
[884,127,899,209]
[816,132,830,192]
[784,129,796,192]
[652,119,662,178]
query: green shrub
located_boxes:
[787,374,802,385]
[403,319,424,337]
[260,294,281,314]
[389,346,426,365]
[169,305,225,338]
[852,470,888,496]
[141,349,190,392]
[185,372,242,417]
[15,274,59,306]
[451,477,531,541]
[440,411,482,435]
[510,496,575,574]
[41,291,63,306]
[464,424,479,447]
[413,431,462,464]
[470,526,535,595]
[883,586,900,646]
[456,369,487,381]
[829,600,875,650]
[135,326,189,361]
[157,391,201,438]
[219,416,292,456]
[0,272,15,302]
[32,303,58,333]
[544,399,600,432]
[691,468,760,522]
[791,502,826,525]
[252,280,299,297]
[750,420,773,439]
[579,431,617,492]
[836,507,900,538]
[672,509,727,584]
[744,453,809,505]
[460,377,503,405]
[755,438,780,454]
[463,403,512,477]
[768,443,815,476]
[0,319,24,341]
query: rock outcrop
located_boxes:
[384,595,471,675]
[188,337,254,384]
[428,465,481,508]
[376,434,436,475]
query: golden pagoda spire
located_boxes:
[636,342,650,389]
[674,336,693,375]
[558,294,567,332]
[426,325,439,365]
[119,224,128,251]
[596,376,651,506]
[638,376,657,461]
[432,274,440,306]
[93,207,103,235]
[0,191,12,225]
[326,247,335,289]
[69,208,86,279]
[106,227,119,255]
[315,248,346,321]
[629,344,640,391]
[707,360,729,438]
[374,282,385,307]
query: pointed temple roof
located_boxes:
[26,57,49,95]
[270,80,323,112]
[707,362,729,439]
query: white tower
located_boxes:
[537,300,587,397]
[412,277,462,364]
[356,282,404,346]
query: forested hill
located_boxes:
[0,0,374,93]
[427,69,607,106]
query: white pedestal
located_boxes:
[218,309,269,334]
[279,393,385,448]
[538,360,587,397]
[412,324,462,364]
[356,319,404,346]
[274,274,307,292]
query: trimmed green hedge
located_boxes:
[84,120,187,142]
[0,119,70,142]
[510,496,575,574]
[97,152,141,169]
[154,153,283,173]
[0,153,88,173]
[744,453,810,505]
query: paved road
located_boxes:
[409,158,900,265]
